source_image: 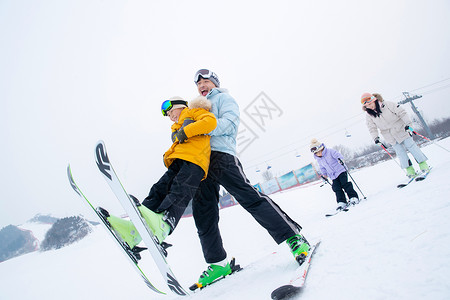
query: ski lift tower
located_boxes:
[398,92,435,139]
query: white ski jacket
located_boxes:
[365,100,412,145]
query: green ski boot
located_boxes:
[138,205,171,244]
[106,214,142,249]
[195,261,232,289]
[406,165,417,178]
[286,234,310,265]
[419,161,430,172]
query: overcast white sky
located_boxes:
[1,0,449,228]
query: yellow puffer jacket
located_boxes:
[163,96,217,179]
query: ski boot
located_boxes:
[128,195,171,244]
[336,201,350,211]
[406,165,417,178]
[418,161,430,174]
[286,234,310,265]
[349,197,360,205]
[97,207,145,261]
[189,258,241,291]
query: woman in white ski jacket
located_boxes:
[361,92,430,178]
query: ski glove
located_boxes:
[174,128,188,143]
[375,138,388,149]
[321,175,330,184]
[405,125,416,135]
[338,158,344,166]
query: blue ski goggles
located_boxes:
[161,99,188,116]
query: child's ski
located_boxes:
[94,140,189,296]
[325,207,349,217]
[67,165,164,294]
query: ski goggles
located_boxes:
[194,69,215,83]
[361,95,376,105]
[310,144,323,153]
[161,99,188,116]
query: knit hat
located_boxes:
[168,96,188,110]
[194,69,220,87]
[310,138,324,153]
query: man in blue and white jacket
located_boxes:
[190,69,310,288]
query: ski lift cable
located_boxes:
[409,77,450,93]
[243,112,364,166]
[244,116,365,170]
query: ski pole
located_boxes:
[321,175,331,185]
[380,143,406,174]
[379,143,404,170]
[411,130,450,153]
[319,175,331,187]
[338,159,367,199]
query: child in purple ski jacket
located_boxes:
[310,138,359,210]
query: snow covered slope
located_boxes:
[18,222,53,246]
[1,139,449,300]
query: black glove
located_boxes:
[404,125,410,131]
[320,175,330,184]
[174,128,188,143]
[374,137,381,145]
[338,158,344,165]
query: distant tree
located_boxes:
[0,225,37,262]
[428,117,450,139]
[29,214,59,224]
[40,216,92,251]
[262,169,274,181]
[332,144,354,161]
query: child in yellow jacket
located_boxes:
[103,96,216,252]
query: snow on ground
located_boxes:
[1,138,450,300]
[18,222,53,245]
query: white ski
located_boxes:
[67,164,164,294]
[95,140,188,296]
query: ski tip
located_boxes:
[189,283,200,291]
[271,285,301,300]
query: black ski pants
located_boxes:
[331,171,358,204]
[192,151,301,263]
[142,159,204,230]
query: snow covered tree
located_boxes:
[40,216,92,251]
[0,225,37,262]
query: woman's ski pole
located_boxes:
[411,130,450,153]
[379,143,404,170]
[338,159,367,199]
[379,143,410,176]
